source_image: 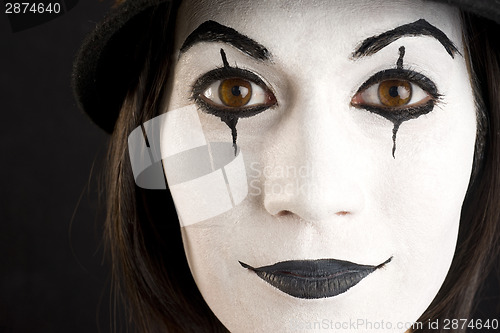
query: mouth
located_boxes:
[239,257,392,299]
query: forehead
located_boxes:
[174,0,462,60]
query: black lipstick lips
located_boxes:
[239,257,392,299]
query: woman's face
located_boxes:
[159,0,476,331]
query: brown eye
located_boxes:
[200,75,276,111]
[351,77,431,110]
[378,80,412,107]
[219,78,252,107]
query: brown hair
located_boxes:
[411,12,500,331]
[105,1,225,331]
[103,4,500,332]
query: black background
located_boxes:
[0,1,499,332]
[1,1,114,332]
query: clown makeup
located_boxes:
[131,0,477,331]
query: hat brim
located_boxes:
[72,0,172,133]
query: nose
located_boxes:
[262,88,366,223]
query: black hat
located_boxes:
[72,0,500,133]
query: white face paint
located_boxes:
[157,0,477,331]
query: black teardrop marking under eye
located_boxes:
[391,46,406,158]
[220,114,238,153]
[353,47,439,159]
[219,48,238,155]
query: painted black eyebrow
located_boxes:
[352,19,461,59]
[180,20,271,61]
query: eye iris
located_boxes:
[219,78,252,107]
[378,80,412,107]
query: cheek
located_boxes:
[391,64,476,218]
[379,64,476,301]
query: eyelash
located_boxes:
[191,66,440,123]
[351,68,441,122]
[191,66,277,118]
[357,68,438,98]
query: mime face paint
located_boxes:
[397,46,405,69]
[159,0,477,331]
[217,48,239,154]
[188,47,277,154]
[352,45,440,157]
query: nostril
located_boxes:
[276,210,352,218]
[276,210,293,217]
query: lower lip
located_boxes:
[240,257,392,299]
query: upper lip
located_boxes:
[239,257,392,299]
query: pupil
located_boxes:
[389,86,399,98]
[231,86,241,97]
